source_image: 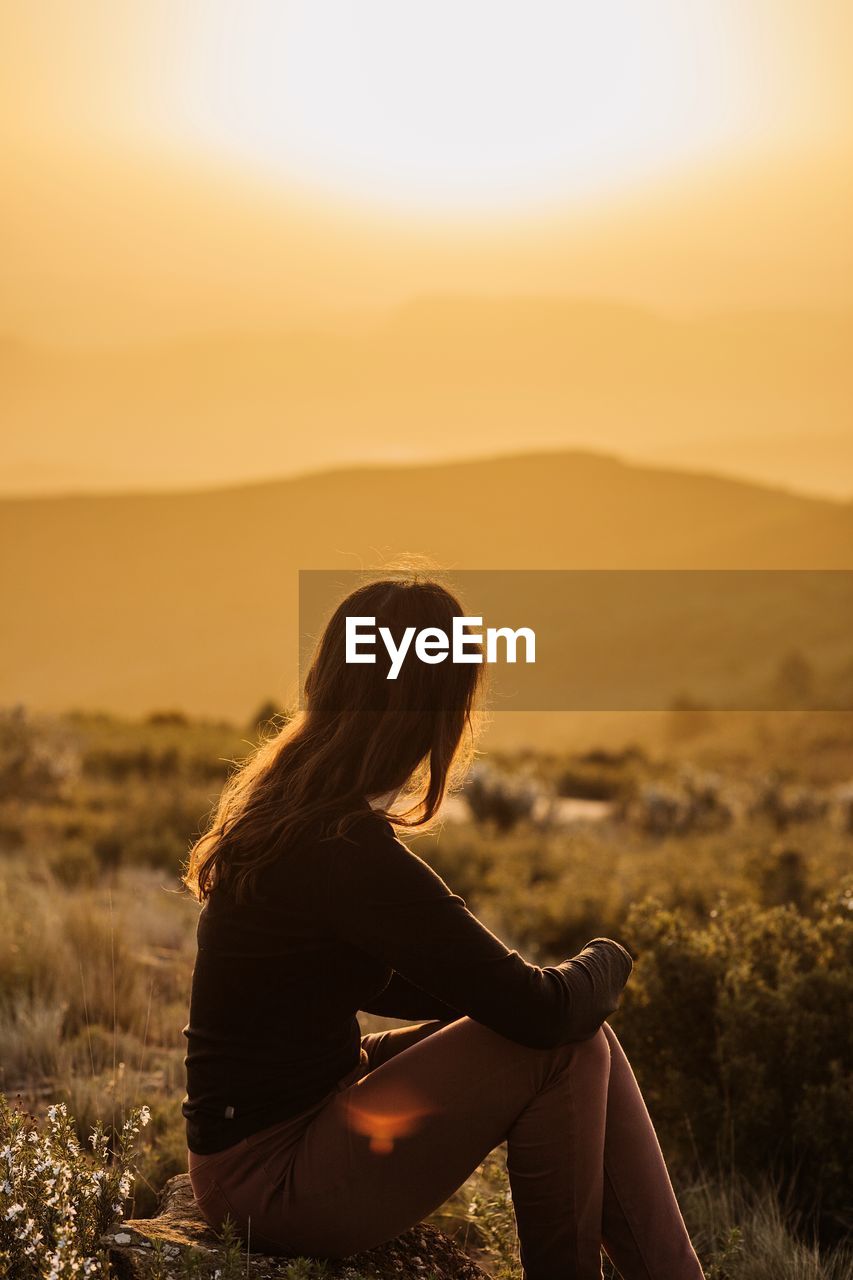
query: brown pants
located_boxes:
[187,1018,704,1279]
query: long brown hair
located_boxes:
[183,575,482,903]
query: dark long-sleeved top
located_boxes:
[182,811,633,1154]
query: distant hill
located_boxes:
[2,298,852,498]
[1,450,851,719]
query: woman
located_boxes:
[182,576,704,1280]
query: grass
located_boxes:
[0,705,851,1274]
[434,1151,853,1280]
[681,1175,853,1280]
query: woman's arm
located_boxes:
[360,970,461,1022]
[324,816,633,1050]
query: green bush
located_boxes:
[618,893,853,1244]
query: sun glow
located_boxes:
[162,0,775,214]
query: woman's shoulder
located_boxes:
[276,806,395,859]
[249,806,398,881]
[322,807,399,863]
[325,812,454,897]
[336,807,395,841]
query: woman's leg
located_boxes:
[599,1022,703,1280]
[203,1016,702,1280]
[362,1020,703,1279]
[359,1015,452,1069]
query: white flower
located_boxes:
[5,1201,25,1219]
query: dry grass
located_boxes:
[1,706,851,1269]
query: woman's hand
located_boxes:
[580,937,634,991]
[551,937,634,1041]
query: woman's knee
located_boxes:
[574,1024,612,1068]
[599,1019,620,1053]
[550,1023,612,1077]
[525,1023,612,1095]
[465,1016,613,1072]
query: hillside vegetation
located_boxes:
[0,703,851,1276]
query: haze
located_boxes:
[1,1,852,499]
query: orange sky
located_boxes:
[0,2,851,498]
[2,1,853,335]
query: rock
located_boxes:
[104,1173,492,1279]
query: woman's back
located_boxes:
[182,813,395,1154]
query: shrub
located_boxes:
[0,707,80,803]
[0,1095,149,1278]
[618,894,853,1244]
[749,844,814,912]
[463,765,536,832]
[555,748,645,801]
[620,770,736,836]
[49,841,100,889]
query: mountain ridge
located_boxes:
[3,295,851,498]
[2,450,850,720]
[2,446,851,506]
